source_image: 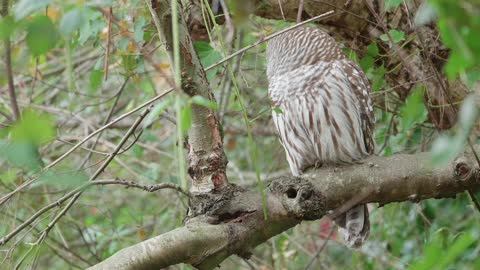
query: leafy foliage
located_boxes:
[0,0,479,269]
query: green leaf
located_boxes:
[437,233,475,268]
[143,98,173,128]
[0,16,16,40]
[385,0,405,11]
[10,110,55,145]
[133,17,146,42]
[26,16,58,56]
[89,69,104,92]
[273,107,283,114]
[39,170,88,188]
[191,95,219,110]
[366,41,379,57]
[60,8,86,35]
[180,104,192,133]
[0,140,41,170]
[380,29,405,47]
[13,0,51,20]
[194,41,222,80]
[0,168,19,183]
[400,86,428,131]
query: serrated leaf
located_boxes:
[380,29,405,47]
[180,104,192,133]
[60,8,86,35]
[26,16,58,56]
[191,95,219,110]
[13,0,51,20]
[366,41,379,57]
[143,98,173,128]
[194,41,222,80]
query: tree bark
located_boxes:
[88,148,480,270]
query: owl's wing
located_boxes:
[339,59,375,154]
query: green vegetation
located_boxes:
[0,0,479,269]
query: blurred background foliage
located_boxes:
[0,0,479,269]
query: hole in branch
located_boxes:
[286,188,297,199]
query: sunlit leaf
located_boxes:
[26,16,58,56]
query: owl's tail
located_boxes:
[336,204,370,248]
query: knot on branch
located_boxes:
[187,184,256,224]
[268,176,325,220]
[453,156,480,183]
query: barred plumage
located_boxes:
[267,27,374,247]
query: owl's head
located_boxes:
[266,26,344,80]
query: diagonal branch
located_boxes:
[87,148,480,270]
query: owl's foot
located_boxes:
[314,161,323,168]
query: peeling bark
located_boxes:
[155,0,229,193]
[88,149,480,270]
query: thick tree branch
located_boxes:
[155,0,228,193]
[88,148,480,270]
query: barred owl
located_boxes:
[267,27,374,247]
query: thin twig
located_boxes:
[0,174,189,246]
[0,88,174,206]
[1,0,21,121]
[79,77,130,170]
[277,0,286,21]
[103,7,112,81]
[304,226,335,270]
[296,0,304,23]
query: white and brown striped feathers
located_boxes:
[267,27,374,248]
